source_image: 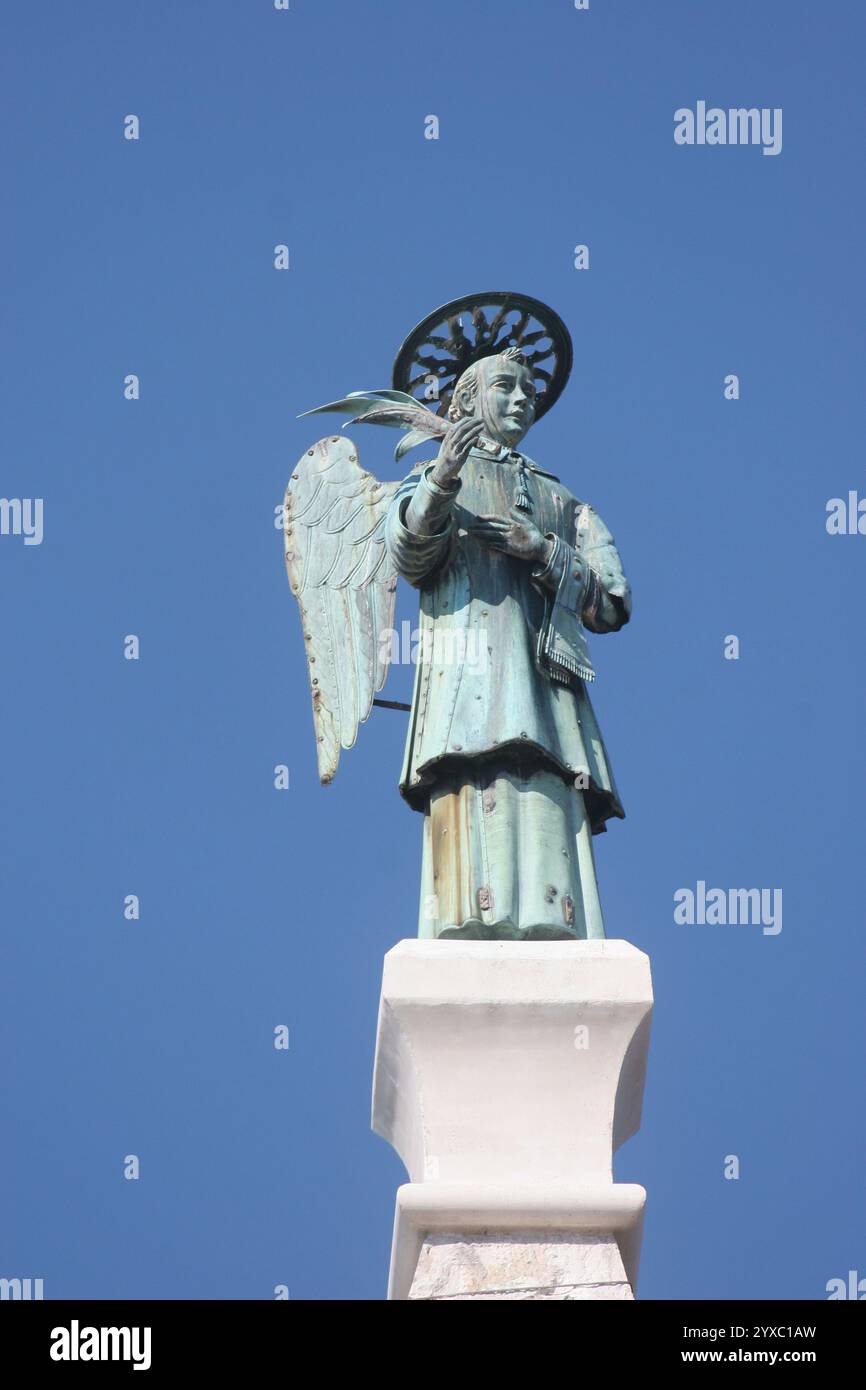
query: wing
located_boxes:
[284,435,401,783]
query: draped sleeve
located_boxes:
[384,463,461,589]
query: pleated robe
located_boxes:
[384,441,631,941]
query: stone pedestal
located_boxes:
[371,939,653,1300]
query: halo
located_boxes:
[392,291,573,421]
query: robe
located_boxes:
[384,439,631,940]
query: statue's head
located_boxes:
[448,347,536,449]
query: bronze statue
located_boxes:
[284,293,630,940]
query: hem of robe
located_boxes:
[436,921,587,942]
[417,764,608,941]
[398,742,625,835]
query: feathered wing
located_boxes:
[284,435,400,783]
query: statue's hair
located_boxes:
[447,346,529,422]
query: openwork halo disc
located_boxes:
[392,291,573,420]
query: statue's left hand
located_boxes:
[469,509,551,563]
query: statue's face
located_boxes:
[476,356,537,448]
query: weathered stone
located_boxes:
[409,1231,633,1301]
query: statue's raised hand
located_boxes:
[431,417,484,488]
[469,508,553,565]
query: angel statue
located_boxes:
[283,292,631,941]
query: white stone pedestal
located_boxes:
[371,939,653,1300]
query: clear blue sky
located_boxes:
[2,0,864,1300]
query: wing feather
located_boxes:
[284,436,400,782]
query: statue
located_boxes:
[284,292,631,941]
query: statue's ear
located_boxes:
[451,379,477,419]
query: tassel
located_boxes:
[514,458,533,513]
[550,654,596,684]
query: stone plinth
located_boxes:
[410,1232,632,1301]
[371,939,653,1300]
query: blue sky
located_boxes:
[1,0,864,1299]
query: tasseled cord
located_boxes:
[514,456,533,513]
